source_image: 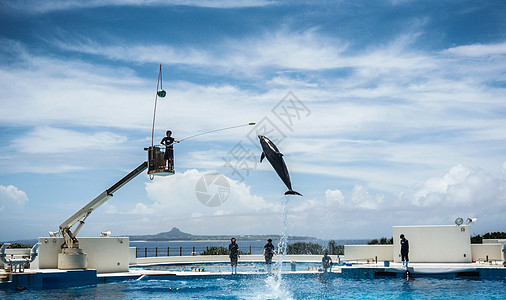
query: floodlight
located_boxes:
[466,217,477,224]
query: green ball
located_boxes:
[157,90,166,98]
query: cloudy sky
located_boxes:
[1,0,505,242]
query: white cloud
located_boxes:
[11,127,128,154]
[401,164,506,213]
[310,162,506,238]
[325,185,387,211]
[325,189,344,206]
[127,169,275,217]
[0,40,268,133]
[443,42,506,57]
[0,185,28,212]
[129,202,156,215]
[47,29,348,75]
[93,169,287,235]
[2,0,274,15]
[47,29,445,79]
[15,164,87,174]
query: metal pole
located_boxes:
[167,247,170,257]
[145,248,147,257]
[180,246,182,256]
[156,247,158,257]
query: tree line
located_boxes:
[200,241,345,255]
[470,232,506,244]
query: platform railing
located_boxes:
[135,245,263,258]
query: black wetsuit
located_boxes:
[401,238,409,262]
[229,242,239,266]
[161,136,175,160]
[264,242,275,264]
[322,254,332,271]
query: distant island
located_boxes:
[129,227,318,241]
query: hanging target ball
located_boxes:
[157,89,166,98]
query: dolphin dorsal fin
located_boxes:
[260,152,265,162]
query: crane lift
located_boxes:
[57,148,172,269]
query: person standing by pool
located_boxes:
[322,251,333,272]
[229,237,239,274]
[400,234,409,268]
[263,239,276,273]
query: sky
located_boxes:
[1,0,505,242]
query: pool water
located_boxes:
[2,273,505,299]
[132,261,326,273]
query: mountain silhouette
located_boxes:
[130,227,193,241]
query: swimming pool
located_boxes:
[2,272,505,299]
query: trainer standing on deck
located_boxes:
[322,251,333,273]
[400,234,409,268]
[263,239,277,273]
[229,237,239,274]
[160,130,179,170]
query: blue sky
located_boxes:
[1,0,505,241]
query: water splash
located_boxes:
[260,275,292,300]
[258,195,292,300]
[275,195,289,276]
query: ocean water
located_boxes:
[3,274,505,299]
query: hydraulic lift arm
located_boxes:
[59,161,148,249]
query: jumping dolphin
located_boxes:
[258,135,302,196]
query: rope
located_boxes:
[151,64,163,147]
[179,123,256,142]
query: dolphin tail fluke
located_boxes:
[285,190,302,196]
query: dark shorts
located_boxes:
[401,253,409,262]
[230,256,238,266]
[265,255,273,264]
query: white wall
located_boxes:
[343,245,393,261]
[129,247,137,265]
[34,237,130,273]
[471,244,503,262]
[393,225,472,263]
